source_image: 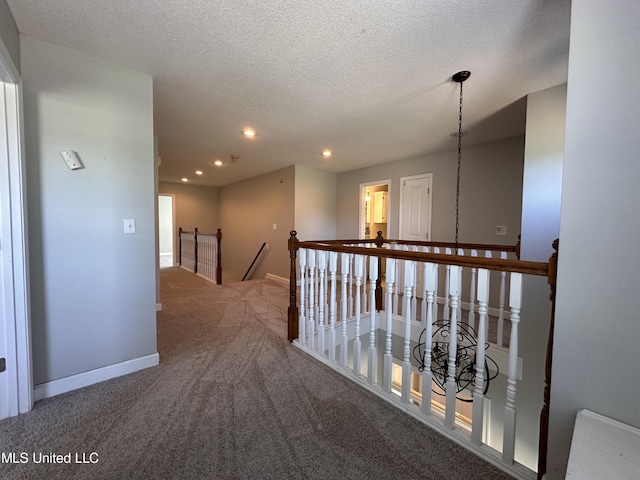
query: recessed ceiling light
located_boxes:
[213,160,223,166]
[195,170,203,175]
[242,128,257,137]
[181,178,189,182]
[321,150,332,157]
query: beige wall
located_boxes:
[219,166,295,283]
[159,181,219,264]
[294,165,337,241]
[337,136,524,245]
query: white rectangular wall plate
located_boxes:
[60,150,84,170]
[496,225,507,236]
[123,219,136,234]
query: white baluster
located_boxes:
[340,252,350,368]
[444,265,461,429]
[354,254,363,376]
[308,249,316,350]
[367,255,379,384]
[421,247,429,324]
[383,257,396,393]
[433,247,440,321]
[362,254,368,314]
[421,262,437,416]
[497,251,507,347]
[299,249,307,345]
[328,252,338,362]
[471,268,490,445]
[503,272,522,464]
[348,254,354,318]
[411,247,418,322]
[468,249,478,330]
[393,245,401,315]
[443,248,452,320]
[324,252,330,326]
[402,260,416,404]
[317,250,326,356]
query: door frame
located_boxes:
[398,173,433,241]
[0,42,33,418]
[157,193,176,267]
[359,179,391,239]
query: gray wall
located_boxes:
[0,0,19,78]
[21,36,157,385]
[336,136,524,246]
[219,166,295,283]
[549,2,640,478]
[294,165,337,241]
[516,84,566,470]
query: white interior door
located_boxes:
[399,174,432,242]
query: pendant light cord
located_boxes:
[455,79,464,250]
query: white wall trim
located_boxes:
[33,353,159,401]
[266,273,289,287]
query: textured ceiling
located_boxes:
[8,1,571,187]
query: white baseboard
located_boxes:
[265,273,289,287]
[33,353,160,401]
[156,303,162,312]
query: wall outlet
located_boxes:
[496,225,507,236]
[60,150,84,170]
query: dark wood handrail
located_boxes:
[303,238,519,256]
[294,240,548,276]
[243,242,268,281]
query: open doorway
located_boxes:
[359,180,391,240]
[158,194,175,268]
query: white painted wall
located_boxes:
[549,2,640,478]
[21,36,157,385]
[294,165,337,241]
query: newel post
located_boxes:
[178,227,183,266]
[288,231,299,342]
[216,228,222,284]
[374,231,384,311]
[538,238,559,480]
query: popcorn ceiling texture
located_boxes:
[7,1,570,186]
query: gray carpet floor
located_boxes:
[0,267,514,479]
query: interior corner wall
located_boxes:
[158,181,219,263]
[549,2,640,478]
[515,84,566,471]
[219,166,295,283]
[21,35,157,385]
[294,165,337,241]
[336,136,524,245]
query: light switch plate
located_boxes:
[123,219,136,234]
[496,225,507,236]
[60,150,84,170]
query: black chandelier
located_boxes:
[413,320,499,402]
[410,71,499,402]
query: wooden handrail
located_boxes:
[294,240,548,276]
[304,238,519,255]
